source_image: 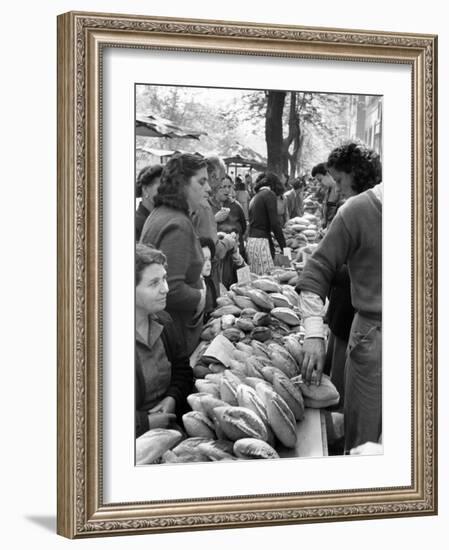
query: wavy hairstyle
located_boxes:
[153,153,207,213]
[327,142,382,194]
[254,172,285,196]
[135,244,167,285]
[135,164,163,198]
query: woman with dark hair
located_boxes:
[135,244,194,438]
[297,142,383,452]
[246,172,286,275]
[139,153,211,355]
[135,164,163,240]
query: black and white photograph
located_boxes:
[52,8,437,540]
[134,84,383,465]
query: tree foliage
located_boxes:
[135,84,373,179]
[242,89,354,178]
[136,85,255,155]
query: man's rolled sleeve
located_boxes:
[298,291,326,339]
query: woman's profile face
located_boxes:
[136,263,169,315]
[328,167,355,200]
[185,167,210,211]
[142,177,161,203]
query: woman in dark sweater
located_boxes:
[135,244,194,438]
[247,172,286,275]
[140,153,211,355]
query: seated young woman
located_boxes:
[135,243,194,438]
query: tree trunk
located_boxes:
[295,133,305,175]
[286,92,300,178]
[265,91,286,177]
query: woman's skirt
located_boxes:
[246,237,274,276]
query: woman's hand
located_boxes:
[148,396,176,414]
[300,337,325,385]
[147,412,177,429]
[147,397,177,429]
[221,233,237,252]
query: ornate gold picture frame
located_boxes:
[57,11,437,538]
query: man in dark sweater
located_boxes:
[297,184,382,452]
[297,141,383,452]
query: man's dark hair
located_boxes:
[327,142,382,194]
[311,162,328,178]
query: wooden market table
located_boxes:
[277,409,328,458]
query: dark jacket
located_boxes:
[135,311,194,438]
[135,202,151,241]
[140,205,204,354]
[203,275,218,323]
[248,187,286,256]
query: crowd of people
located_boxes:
[135,141,382,454]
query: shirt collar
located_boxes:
[136,315,164,348]
[137,201,150,216]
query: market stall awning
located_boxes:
[222,142,267,171]
[136,146,178,158]
[136,113,207,140]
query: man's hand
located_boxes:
[148,396,176,414]
[300,337,325,385]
